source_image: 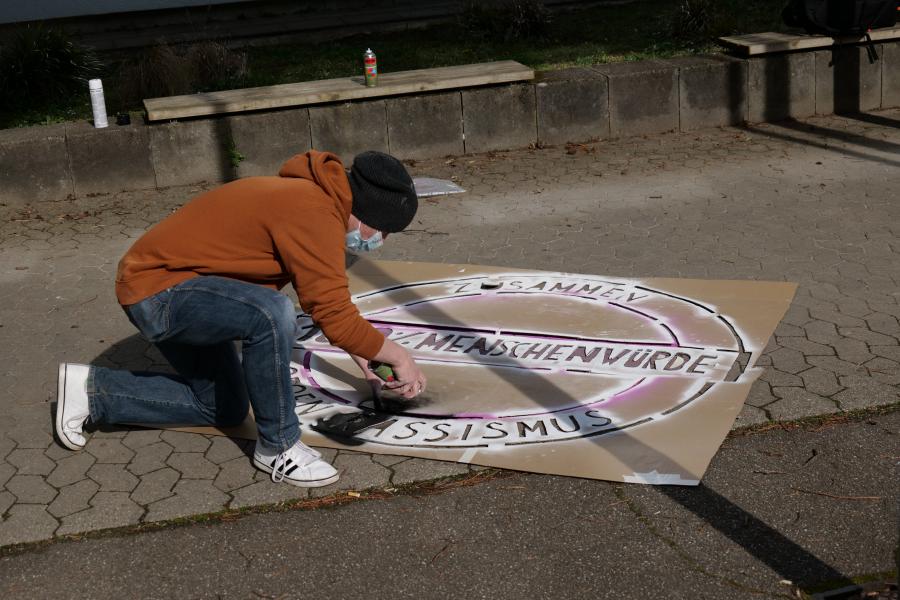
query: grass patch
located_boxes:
[802,570,898,598]
[2,0,789,129]
[728,401,900,437]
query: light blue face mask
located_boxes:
[345,226,383,252]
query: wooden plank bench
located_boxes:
[718,25,900,56]
[144,60,534,121]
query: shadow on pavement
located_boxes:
[742,121,900,169]
[842,111,900,129]
[351,260,855,593]
[660,485,852,590]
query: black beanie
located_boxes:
[348,151,418,233]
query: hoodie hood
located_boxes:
[279,151,353,223]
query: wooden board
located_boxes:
[144,60,534,121]
[719,27,900,56]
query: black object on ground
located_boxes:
[311,409,393,445]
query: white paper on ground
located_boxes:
[412,177,466,197]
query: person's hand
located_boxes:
[350,348,426,399]
[350,354,385,398]
[387,351,427,399]
[370,339,427,399]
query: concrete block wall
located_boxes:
[593,60,680,137]
[670,55,748,131]
[535,68,609,145]
[1,41,898,207]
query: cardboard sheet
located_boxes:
[186,260,797,485]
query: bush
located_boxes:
[185,41,248,90]
[460,0,552,42]
[114,41,247,105]
[670,0,733,42]
[0,25,104,110]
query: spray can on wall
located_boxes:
[88,79,109,128]
[364,48,377,87]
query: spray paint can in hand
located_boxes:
[88,79,109,128]
[363,48,377,87]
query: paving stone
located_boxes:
[309,452,389,498]
[311,446,338,464]
[46,452,95,488]
[869,371,900,386]
[167,452,218,479]
[777,337,835,356]
[372,454,410,468]
[761,338,779,355]
[0,505,59,546]
[205,436,248,465]
[835,297,874,318]
[0,463,15,490]
[159,431,211,453]
[130,467,179,505]
[143,479,229,522]
[832,338,875,364]
[807,355,870,377]
[865,313,900,336]
[0,490,14,515]
[839,327,898,347]
[97,430,128,439]
[793,294,837,312]
[781,305,811,327]
[391,458,470,486]
[768,388,838,420]
[864,357,900,379]
[6,425,53,450]
[87,464,139,492]
[5,475,57,504]
[48,479,99,518]
[808,308,866,328]
[127,441,174,476]
[121,429,162,450]
[56,492,143,535]
[871,346,900,362]
[85,438,134,464]
[744,381,776,408]
[767,347,809,374]
[43,443,72,461]
[213,457,257,493]
[832,375,900,410]
[732,404,770,428]
[759,368,803,387]
[229,481,309,509]
[803,319,841,345]
[799,367,843,397]
[773,322,804,337]
[0,436,14,461]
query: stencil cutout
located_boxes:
[184,260,796,485]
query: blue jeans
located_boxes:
[88,276,301,452]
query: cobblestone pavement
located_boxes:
[0,110,897,547]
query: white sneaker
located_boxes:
[55,363,91,450]
[253,439,339,487]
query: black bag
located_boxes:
[782,0,897,36]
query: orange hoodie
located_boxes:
[114,150,384,359]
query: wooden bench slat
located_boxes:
[719,26,900,56]
[144,60,534,121]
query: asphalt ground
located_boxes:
[0,109,897,578]
[0,410,896,599]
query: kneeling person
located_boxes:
[55,150,427,487]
